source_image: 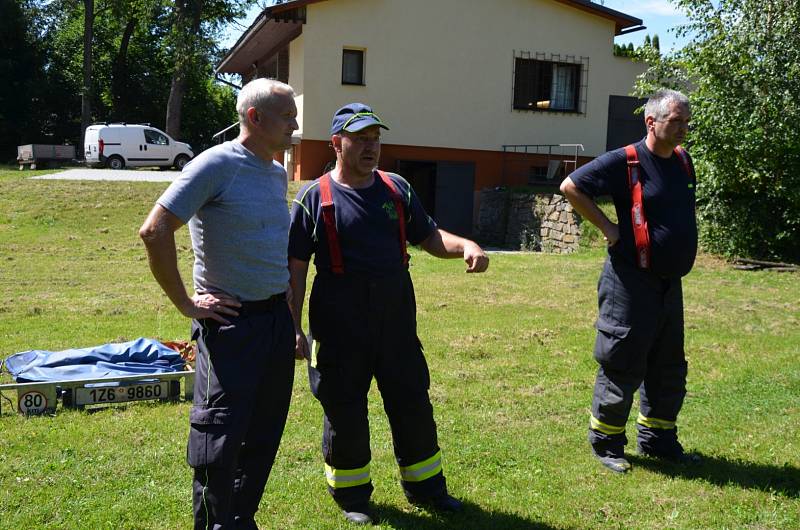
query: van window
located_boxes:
[144,129,170,146]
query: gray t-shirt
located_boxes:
[157,140,289,301]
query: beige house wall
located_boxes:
[607,55,648,97]
[288,33,305,137]
[291,0,645,157]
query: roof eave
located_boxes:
[216,12,269,75]
[553,0,643,35]
[270,0,329,14]
[216,0,329,76]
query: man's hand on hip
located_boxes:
[183,293,241,324]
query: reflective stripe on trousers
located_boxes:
[399,450,443,482]
[325,463,371,489]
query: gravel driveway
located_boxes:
[30,168,180,182]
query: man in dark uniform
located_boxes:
[140,78,300,529]
[288,103,489,524]
[560,89,700,474]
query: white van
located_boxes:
[84,123,194,170]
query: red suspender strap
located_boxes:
[625,144,651,270]
[319,173,345,274]
[377,170,409,268]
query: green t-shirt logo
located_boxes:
[382,201,398,220]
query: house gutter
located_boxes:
[618,25,646,36]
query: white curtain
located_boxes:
[550,65,576,110]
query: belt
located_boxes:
[239,293,286,314]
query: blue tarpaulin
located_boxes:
[4,338,186,383]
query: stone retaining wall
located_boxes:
[475,188,581,253]
[474,188,509,247]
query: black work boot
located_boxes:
[637,426,701,465]
[412,491,463,512]
[589,430,631,474]
[636,440,702,465]
[341,503,375,525]
[591,446,632,474]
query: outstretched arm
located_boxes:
[139,204,240,324]
[419,228,489,273]
[560,176,619,246]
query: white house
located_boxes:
[217,0,647,234]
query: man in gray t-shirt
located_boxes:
[139,78,299,530]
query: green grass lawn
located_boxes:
[0,167,798,529]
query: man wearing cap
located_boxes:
[288,103,488,524]
[139,78,299,529]
[560,88,700,474]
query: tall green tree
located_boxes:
[8,0,239,155]
[635,0,800,263]
[164,0,254,140]
[81,0,95,153]
[0,0,46,160]
[37,0,108,146]
[109,0,160,120]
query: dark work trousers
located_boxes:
[188,297,295,530]
[307,269,447,509]
[589,255,688,455]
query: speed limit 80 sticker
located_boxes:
[18,390,49,415]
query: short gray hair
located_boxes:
[236,78,294,124]
[644,89,690,121]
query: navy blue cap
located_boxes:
[330,103,389,135]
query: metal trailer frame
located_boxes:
[17,144,77,170]
[0,369,195,416]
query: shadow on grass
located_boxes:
[372,501,566,529]
[630,453,800,498]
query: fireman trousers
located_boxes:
[307,270,447,509]
[589,255,688,454]
[188,296,295,530]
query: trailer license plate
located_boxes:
[74,382,168,406]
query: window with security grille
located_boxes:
[514,58,581,112]
[342,49,365,85]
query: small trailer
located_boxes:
[0,370,195,415]
[0,337,195,415]
[17,144,76,170]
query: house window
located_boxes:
[342,49,365,85]
[514,58,581,112]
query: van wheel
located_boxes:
[174,154,190,170]
[107,156,125,170]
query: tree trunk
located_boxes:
[165,71,186,138]
[111,17,137,121]
[165,0,203,140]
[80,0,94,157]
